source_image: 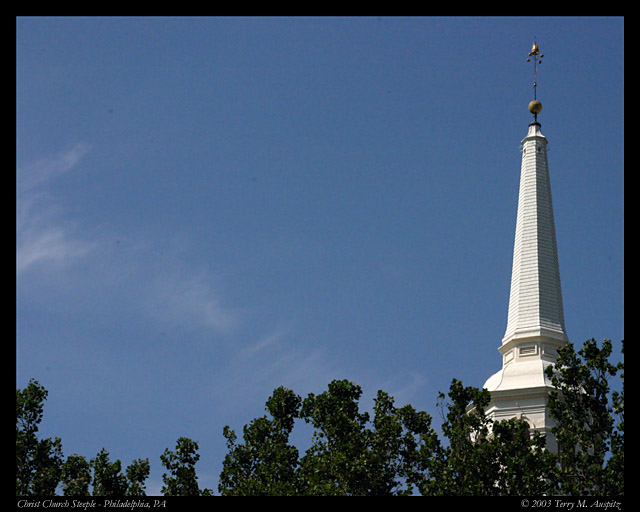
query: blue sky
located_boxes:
[17,17,623,494]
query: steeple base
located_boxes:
[482,332,567,453]
[484,385,559,453]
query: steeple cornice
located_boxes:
[522,121,547,143]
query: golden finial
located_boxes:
[529,42,539,56]
[525,39,544,121]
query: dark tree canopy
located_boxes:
[17,338,623,496]
[546,339,624,495]
[219,339,623,496]
[161,437,212,496]
[16,379,64,496]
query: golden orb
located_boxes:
[528,100,543,115]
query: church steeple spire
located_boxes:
[502,41,567,348]
[480,43,568,453]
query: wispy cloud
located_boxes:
[17,145,344,425]
[380,371,429,407]
[18,143,90,193]
[145,269,238,335]
[17,144,95,274]
[17,144,238,337]
[17,224,95,273]
[238,327,288,358]
[207,323,342,414]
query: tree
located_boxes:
[17,380,151,496]
[16,379,64,496]
[608,341,624,493]
[125,458,151,496]
[220,379,439,496]
[422,379,556,495]
[161,437,212,496]
[484,418,557,495]
[546,338,624,495]
[297,380,374,495]
[219,386,302,495]
[61,450,150,496]
[18,337,624,496]
[61,454,91,496]
[427,380,493,495]
[298,380,438,495]
[91,448,129,496]
[220,378,575,496]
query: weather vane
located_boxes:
[526,40,544,122]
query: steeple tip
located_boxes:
[525,40,544,122]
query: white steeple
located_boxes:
[481,43,568,452]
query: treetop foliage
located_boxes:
[17,338,623,496]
